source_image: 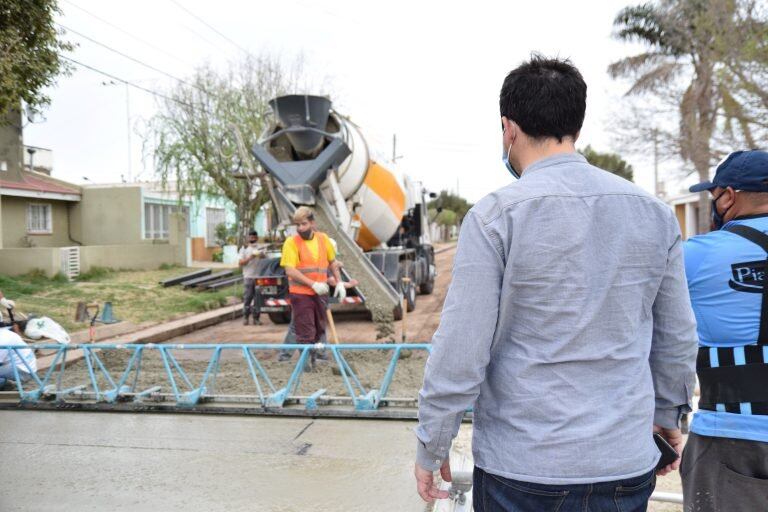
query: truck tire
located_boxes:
[268,311,292,324]
[398,263,416,313]
[419,278,435,295]
[403,261,417,313]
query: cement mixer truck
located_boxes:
[250,95,436,324]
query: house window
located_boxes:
[27,203,52,234]
[144,203,172,239]
[144,203,189,239]
[206,208,226,246]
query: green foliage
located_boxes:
[158,263,179,271]
[214,223,238,246]
[51,272,70,284]
[435,209,458,226]
[0,0,73,115]
[609,0,768,233]
[580,145,634,181]
[0,267,240,332]
[427,191,472,223]
[77,266,115,282]
[212,251,224,263]
[0,270,63,297]
[146,54,316,246]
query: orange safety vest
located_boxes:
[288,232,330,295]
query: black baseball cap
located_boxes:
[690,150,768,193]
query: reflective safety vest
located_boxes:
[288,232,329,295]
[697,224,768,415]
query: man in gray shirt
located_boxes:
[239,230,265,326]
[415,56,698,511]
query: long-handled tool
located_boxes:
[326,309,340,344]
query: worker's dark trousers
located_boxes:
[242,278,261,319]
[473,467,654,512]
[682,432,768,511]
[289,293,326,344]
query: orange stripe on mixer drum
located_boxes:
[364,162,406,218]
[356,222,380,252]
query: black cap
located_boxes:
[248,230,258,237]
[690,150,768,193]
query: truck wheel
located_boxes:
[405,279,416,312]
[419,279,435,295]
[398,264,416,313]
[268,311,292,324]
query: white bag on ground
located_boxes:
[24,317,71,345]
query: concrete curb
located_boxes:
[37,305,243,372]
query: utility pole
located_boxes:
[392,133,403,163]
[103,80,133,182]
[125,82,132,183]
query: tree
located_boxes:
[427,190,472,223]
[435,209,458,227]
[609,0,768,233]
[580,145,634,181]
[0,0,72,116]
[146,54,315,245]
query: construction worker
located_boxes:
[0,320,36,388]
[681,150,768,511]
[239,230,266,326]
[280,207,345,353]
[278,267,359,361]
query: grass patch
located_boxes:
[4,267,241,333]
[77,266,115,282]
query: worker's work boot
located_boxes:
[253,315,262,326]
[277,351,293,362]
[243,316,249,326]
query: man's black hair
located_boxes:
[248,230,258,237]
[499,55,587,142]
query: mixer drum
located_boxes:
[354,161,406,251]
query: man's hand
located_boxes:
[334,282,347,300]
[415,459,451,502]
[0,298,15,310]
[654,425,683,476]
[311,282,330,296]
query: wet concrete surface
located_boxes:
[0,411,430,512]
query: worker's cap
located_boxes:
[690,150,768,193]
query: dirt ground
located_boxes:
[57,245,456,398]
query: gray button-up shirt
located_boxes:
[416,153,698,484]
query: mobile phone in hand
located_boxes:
[654,432,679,470]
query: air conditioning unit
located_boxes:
[60,246,81,280]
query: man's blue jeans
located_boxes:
[0,364,32,387]
[473,467,655,512]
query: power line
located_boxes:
[168,0,250,55]
[61,0,194,67]
[60,55,198,110]
[58,24,215,99]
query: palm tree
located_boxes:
[609,0,767,233]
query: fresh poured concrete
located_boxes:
[0,411,429,512]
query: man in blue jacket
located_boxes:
[682,150,768,511]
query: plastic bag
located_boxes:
[24,316,71,345]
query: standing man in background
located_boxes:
[682,150,768,511]
[239,230,265,326]
[414,55,698,511]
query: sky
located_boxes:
[24,0,678,203]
